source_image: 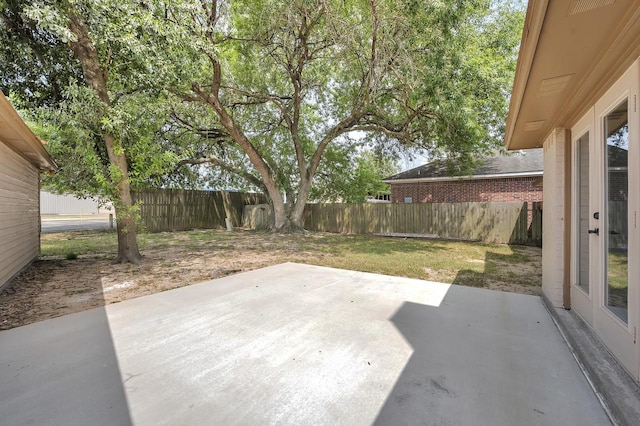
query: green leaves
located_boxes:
[3,0,525,230]
[2,1,187,196]
[24,3,75,43]
[312,148,398,203]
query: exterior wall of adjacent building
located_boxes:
[0,141,41,289]
[541,129,568,308]
[389,176,542,204]
[40,191,113,215]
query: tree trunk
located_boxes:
[67,9,142,264]
[104,134,141,264]
[114,205,141,265]
[288,175,312,230]
[264,181,302,232]
[108,137,142,264]
[271,196,290,231]
[196,69,300,233]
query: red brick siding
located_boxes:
[390,176,543,203]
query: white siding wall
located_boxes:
[542,129,567,307]
[0,141,40,288]
[40,191,106,215]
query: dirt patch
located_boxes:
[488,246,543,296]
[486,280,540,296]
[1,230,541,330]
[0,232,321,330]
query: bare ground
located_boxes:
[0,231,541,331]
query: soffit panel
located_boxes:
[507,1,639,150]
[0,93,56,171]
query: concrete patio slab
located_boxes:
[0,263,609,425]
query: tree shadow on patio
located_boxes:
[373,289,608,425]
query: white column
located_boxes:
[542,128,568,307]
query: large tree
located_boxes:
[2,0,524,239]
[168,0,523,231]
[1,1,179,264]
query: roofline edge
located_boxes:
[504,0,550,150]
[0,91,57,171]
[383,171,544,184]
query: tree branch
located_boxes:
[170,112,230,142]
[222,86,290,109]
[177,155,267,193]
[284,6,327,181]
[66,10,110,105]
[307,110,366,177]
[191,81,279,198]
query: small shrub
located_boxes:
[65,252,78,260]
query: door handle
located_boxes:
[588,228,599,235]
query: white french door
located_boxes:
[572,60,639,380]
[571,110,595,326]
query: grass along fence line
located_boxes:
[244,202,542,245]
[39,229,541,293]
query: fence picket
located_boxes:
[132,189,266,232]
[243,202,542,245]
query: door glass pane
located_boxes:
[605,100,628,323]
[577,133,590,293]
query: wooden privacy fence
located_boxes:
[244,201,543,245]
[133,189,266,232]
[530,201,543,244]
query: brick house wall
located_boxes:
[389,176,543,203]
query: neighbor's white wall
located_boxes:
[40,191,112,215]
[542,129,567,307]
[0,141,40,289]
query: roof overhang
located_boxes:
[505,1,640,150]
[383,171,544,184]
[0,91,57,172]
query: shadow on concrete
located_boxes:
[373,287,610,425]
[0,295,132,425]
[1,263,609,425]
[373,300,452,426]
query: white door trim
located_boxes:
[571,108,595,326]
[592,59,639,379]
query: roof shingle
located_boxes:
[384,149,543,182]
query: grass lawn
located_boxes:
[1,229,541,330]
[41,229,541,289]
[607,251,628,309]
